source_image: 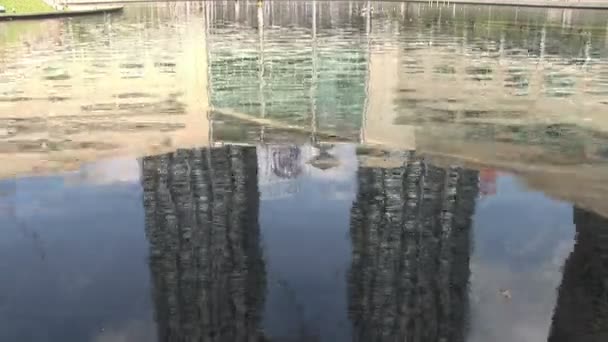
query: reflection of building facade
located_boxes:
[209,1,368,140]
[548,207,608,342]
[348,151,478,341]
[366,3,608,162]
[208,1,608,167]
[0,4,210,179]
[4,1,608,182]
[142,146,265,341]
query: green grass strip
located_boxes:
[0,0,54,14]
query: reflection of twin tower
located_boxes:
[549,208,608,342]
[349,152,478,341]
[142,147,478,341]
[141,146,606,341]
[142,146,265,341]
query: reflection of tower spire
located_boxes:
[142,146,265,341]
[548,207,608,342]
[349,151,478,342]
[258,1,266,141]
[310,0,318,144]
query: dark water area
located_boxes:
[1,1,608,341]
[0,143,602,342]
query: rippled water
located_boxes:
[1,1,608,342]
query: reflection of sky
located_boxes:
[469,175,575,342]
[0,170,153,342]
[259,161,578,342]
[0,151,585,342]
[257,144,357,201]
[260,144,357,341]
[63,158,141,186]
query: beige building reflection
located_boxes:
[2,1,608,218]
[0,3,211,179]
[208,1,608,218]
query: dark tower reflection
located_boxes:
[348,151,479,342]
[549,207,608,342]
[142,146,265,342]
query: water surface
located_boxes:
[1,1,608,341]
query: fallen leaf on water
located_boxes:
[499,289,512,300]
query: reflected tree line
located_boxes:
[141,146,608,341]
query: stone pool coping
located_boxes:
[64,0,608,10]
[403,0,608,10]
[0,5,123,21]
